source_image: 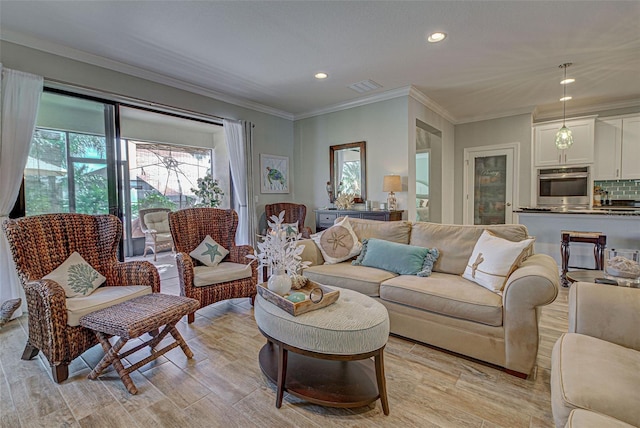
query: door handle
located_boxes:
[506,202,512,207]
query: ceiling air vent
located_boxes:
[348,79,382,93]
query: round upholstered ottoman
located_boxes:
[254,286,390,414]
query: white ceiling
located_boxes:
[1,1,639,123]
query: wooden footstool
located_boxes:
[79,293,199,394]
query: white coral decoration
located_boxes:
[248,210,312,275]
[335,192,355,209]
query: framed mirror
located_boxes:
[330,141,366,204]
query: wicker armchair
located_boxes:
[139,208,174,261]
[265,202,312,239]
[168,208,257,323]
[2,213,160,383]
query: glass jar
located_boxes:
[604,249,640,287]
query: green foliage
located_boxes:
[138,192,177,210]
[191,174,224,207]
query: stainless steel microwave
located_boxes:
[537,166,590,207]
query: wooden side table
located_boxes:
[80,293,199,394]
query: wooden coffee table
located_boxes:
[566,270,604,284]
[79,293,199,394]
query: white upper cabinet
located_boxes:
[534,118,595,167]
[594,115,640,180]
[620,116,640,179]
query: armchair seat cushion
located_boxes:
[193,262,253,287]
[565,409,636,428]
[551,333,640,427]
[380,273,503,326]
[154,232,172,241]
[66,285,152,327]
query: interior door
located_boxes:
[464,145,517,225]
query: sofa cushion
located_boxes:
[144,211,170,233]
[66,285,152,327]
[311,217,362,264]
[193,262,253,287]
[337,217,411,244]
[551,333,640,428]
[304,262,397,297]
[409,222,530,275]
[462,230,534,293]
[380,273,503,326]
[352,238,439,276]
[44,252,106,298]
[565,409,636,428]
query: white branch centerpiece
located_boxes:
[248,211,311,296]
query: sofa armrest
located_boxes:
[502,253,559,374]
[569,282,640,351]
[297,238,324,266]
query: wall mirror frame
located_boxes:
[330,141,366,204]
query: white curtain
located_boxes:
[0,66,44,319]
[224,119,256,247]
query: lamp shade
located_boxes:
[383,175,402,192]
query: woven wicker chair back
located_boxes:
[265,202,310,238]
[3,213,121,284]
[169,208,238,256]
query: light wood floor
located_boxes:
[0,252,568,428]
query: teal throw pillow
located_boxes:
[352,238,439,276]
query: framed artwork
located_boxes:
[260,154,289,193]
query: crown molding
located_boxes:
[1,30,295,121]
[533,98,640,122]
[294,86,412,121]
[407,86,457,124]
[455,106,537,125]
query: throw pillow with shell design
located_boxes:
[311,216,362,264]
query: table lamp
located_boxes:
[383,175,401,211]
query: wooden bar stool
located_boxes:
[560,231,606,287]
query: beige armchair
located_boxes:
[139,208,174,261]
[551,282,640,427]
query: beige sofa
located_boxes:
[551,282,640,428]
[299,218,559,377]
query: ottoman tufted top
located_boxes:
[254,286,389,355]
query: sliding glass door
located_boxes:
[24,91,118,217]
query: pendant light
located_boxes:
[555,63,573,150]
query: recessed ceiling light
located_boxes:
[560,78,575,85]
[315,72,328,80]
[427,32,447,43]
[560,96,572,102]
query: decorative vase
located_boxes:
[268,268,292,296]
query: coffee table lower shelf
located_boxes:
[258,341,384,411]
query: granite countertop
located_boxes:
[516,208,640,216]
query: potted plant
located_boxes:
[248,211,311,296]
[191,173,224,207]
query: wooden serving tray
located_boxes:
[257,280,339,316]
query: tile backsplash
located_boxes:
[594,179,640,200]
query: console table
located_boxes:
[314,209,404,232]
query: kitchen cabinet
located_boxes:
[314,209,404,232]
[534,117,595,167]
[594,115,640,180]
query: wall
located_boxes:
[409,98,455,224]
[453,113,532,224]
[294,97,408,232]
[0,40,295,226]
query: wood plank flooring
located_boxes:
[0,252,568,427]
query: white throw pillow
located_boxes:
[190,235,229,267]
[462,230,535,293]
[43,252,106,298]
[282,222,299,238]
[311,216,362,264]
